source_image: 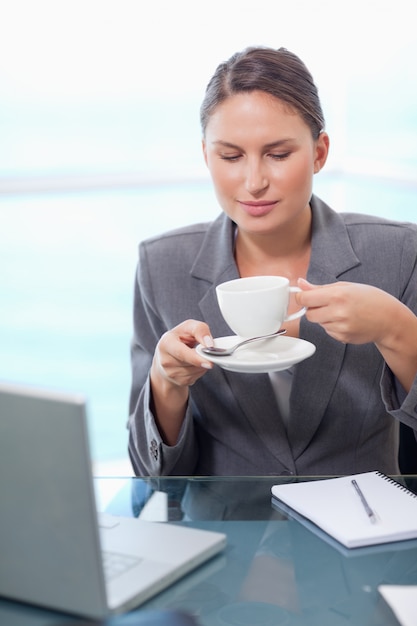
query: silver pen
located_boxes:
[351,479,377,524]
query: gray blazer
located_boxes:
[128,196,417,476]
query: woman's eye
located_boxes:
[269,152,291,161]
[220,154,241,162]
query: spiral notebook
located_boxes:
[271,471,417,549]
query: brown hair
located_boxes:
[200,46,325,139]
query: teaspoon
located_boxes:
[201,329,287,357]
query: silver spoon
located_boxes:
[201,329,287,357]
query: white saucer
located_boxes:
[196,335,316,374]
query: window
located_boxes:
[1,0,416,473]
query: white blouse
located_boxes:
[268,368,294,428]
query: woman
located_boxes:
[128,46,417,476]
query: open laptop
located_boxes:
[0,382,226,619]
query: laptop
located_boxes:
[0,382,226,619]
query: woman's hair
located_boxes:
[200,46,325,139]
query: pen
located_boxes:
[351,479,377,524]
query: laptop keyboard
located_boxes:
[102,551,143,580]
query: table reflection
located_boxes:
[107,476,417,625]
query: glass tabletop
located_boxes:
[98,475,417,626]
[2,475,417,625]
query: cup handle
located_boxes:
[284,286,307,321]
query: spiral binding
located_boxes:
[376,471,417,498]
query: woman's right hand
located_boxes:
[152,319,214,388]
[149,320,214,445]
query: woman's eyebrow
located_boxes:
[211,140,241,149]
[263,138,295,149]
[212,138,294,149]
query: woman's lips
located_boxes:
[237,200,278,217]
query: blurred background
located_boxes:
[1,0,416,474]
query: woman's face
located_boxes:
[202,90,329,237]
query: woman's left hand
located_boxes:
[296,278,417,392]
[296,278,393,345]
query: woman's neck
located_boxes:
[234,209,312,281]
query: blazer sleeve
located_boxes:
[127,244,198,476]
[381,365,417,428]
[380,223,417,432]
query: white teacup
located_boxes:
[216,276,306,338]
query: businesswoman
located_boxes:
[128,46,417,476]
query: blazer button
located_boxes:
[150,439,158,461]
[280,470,293,476]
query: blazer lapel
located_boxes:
[223,370,296,472]
[194,222,296,472]
[287,321,347,459]
[288,197,361,458]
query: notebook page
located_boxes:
[271,471,417,548]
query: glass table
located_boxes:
[2,475,417,625]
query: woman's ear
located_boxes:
[314,131,330,174]
[202,138,208,166]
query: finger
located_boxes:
[297,285,334,309]
[174,319,214,348]
[162,339,213,371]
[159,328,213,373]
[297,277,321,291]
[155,345,212,387]
[296,278,332,308]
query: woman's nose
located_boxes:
[244,160,269,195]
